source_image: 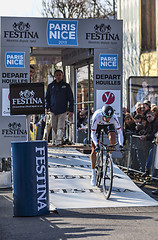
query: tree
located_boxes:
[42,0,114,19]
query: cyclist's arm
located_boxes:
[91,114,99,147]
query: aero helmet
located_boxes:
[102,105,114,118]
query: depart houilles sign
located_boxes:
[10,83,45,115]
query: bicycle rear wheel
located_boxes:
[95,152,103,187]
[103,155,113,199]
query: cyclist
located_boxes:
[90,105,124,186]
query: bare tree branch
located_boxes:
[42,0,114,19]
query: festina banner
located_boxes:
[10,83,45,115]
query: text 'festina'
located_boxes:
[36,147,47,211]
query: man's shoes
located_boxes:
[142,170,149,178]
[152,189,158,195]
[91,174,96,187]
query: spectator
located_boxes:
[124,113,136,133]
[134,114,142,124]
[77,110,89,144]
[30,115,37,141]
[36,114,46,140]
[123,106,127,123]
[134,114,143,134]
[141,103,146,116]
[138,116,148,136]
[142,131,158,178]
[144,99,151,108]
[77,109,87,128]
[142,100,151,117]
[141,111,158,177]
[151,103,156,108]
[77,110,82,128]
[123,113,136,143]
[132,102,142,118]
[91,107,94,115]
[123,106,127,115]
[43,69,74,146]
[152,133,158,194]
[151,105,158,118]
[140,111,158,142]
[43,112,53,142]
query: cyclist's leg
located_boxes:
[90,141,97,169]
[108,132,116,154]
[107,125,116,153]
[90,141,97,186]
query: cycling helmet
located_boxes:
[102,105,114,118]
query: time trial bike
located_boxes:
[95,141,118,199]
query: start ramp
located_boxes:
[48,147,158,210]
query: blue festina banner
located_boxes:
[11,141,49,216]
[99,54,118,70]
[5,52,25,68]
[47,20,78,46]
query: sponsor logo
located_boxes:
[86,24,120,41]
[2,72,28,84]
[10,83,44,115]
[5,52,25,68]
[35,146,47,211]
[4,21,39,40]
[97,90,120,116]
[12,89,43,105]
[2,122,27,136]
[102,91,115,104]
[13,22,30,32]
[99,54,118,70]
[47,20,78,45]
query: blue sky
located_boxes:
[0,0,43,17]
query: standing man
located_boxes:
[44,69,74,146]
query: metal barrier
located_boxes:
[123,135,154,172]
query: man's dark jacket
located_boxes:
[45,79,74,115]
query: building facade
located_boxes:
[117,0,158,106]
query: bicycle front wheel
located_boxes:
[103,155,113,199]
